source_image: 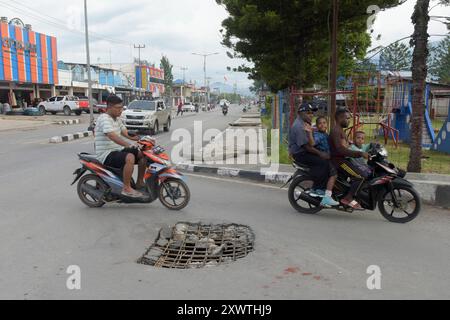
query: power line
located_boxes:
[0,0,133,47]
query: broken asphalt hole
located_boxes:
[138,222,255,269]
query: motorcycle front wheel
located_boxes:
[378,186,421,223]
[159,178,191,211]
[288,176,322,215]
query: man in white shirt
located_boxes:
[95,95,146,198]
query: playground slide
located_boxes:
[432,102,450,155]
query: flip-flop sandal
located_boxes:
[341,199,364,211]
[122,190,144,198]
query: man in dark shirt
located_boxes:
[329,108,370,210]
[289,103,339,207]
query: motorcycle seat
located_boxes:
[79,153,102,165]
[293,161,311,172]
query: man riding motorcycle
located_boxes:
[95,95,147,198]
[329,108,370,210]
[288,103,339,207]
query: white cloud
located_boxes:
[370,0,449,49]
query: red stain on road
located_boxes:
[302,273,313,276]
[284,267,300,274]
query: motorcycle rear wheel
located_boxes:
[288,176,322,215]
[378,186,421,223]
[77,174,107,208]
[159,178,190,211]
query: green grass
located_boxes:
[262,115,291,164]
[349,118,450,174]
[432,118,445,133]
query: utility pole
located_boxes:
[134,44,145,98]
[134,44,145,66]
[330,0,339,128]
[206,77,212,105]
[84,0,94,126]
[192,52,219,107]
[180,67,188,102]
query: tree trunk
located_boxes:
[407,0,430,173]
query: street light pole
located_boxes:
[192,52,219,107]
[180,66,188,102]
[84,0,94,126]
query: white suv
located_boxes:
[121,99,171,134]
[38,96,82,116]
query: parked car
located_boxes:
[77,96,98,114]
[121,99,171,135]
[182,102,196,112]
[38,96,82,116]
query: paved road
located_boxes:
[0,106,449,300]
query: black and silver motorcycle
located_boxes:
[285,144,421,223]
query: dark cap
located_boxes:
[298,102,318,113]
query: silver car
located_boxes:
[121,99,172,135]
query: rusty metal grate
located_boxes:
[138,222,255,269]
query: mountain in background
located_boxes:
[173,79,252,96]
[210,82,252,96]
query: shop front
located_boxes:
[0,18,58,108]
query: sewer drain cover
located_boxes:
[138,222,255,269]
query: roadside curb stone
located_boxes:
[55,119,81,125]
[50,131,93,144]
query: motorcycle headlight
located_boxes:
[379,148,388,158]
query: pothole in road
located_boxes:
[138,222,255,269]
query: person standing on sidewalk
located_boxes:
[288,103,339,207]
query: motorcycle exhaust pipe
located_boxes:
[80,184,105,200]
[298,192,322,207]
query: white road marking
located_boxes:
[183,172,285,191]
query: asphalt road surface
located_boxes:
[0,106,449,300]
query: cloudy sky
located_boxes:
[370,0,449,51]
[1,0,449,91]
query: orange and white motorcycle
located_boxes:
[72,136,190,210]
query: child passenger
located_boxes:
[306,116,339,208]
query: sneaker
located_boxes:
[321,196,340,208]
[309,189,326,198]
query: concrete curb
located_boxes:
[176,163,450,208]
[55,119,80,125]
[50,131,93,144]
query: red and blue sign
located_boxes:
[0,22,58,84]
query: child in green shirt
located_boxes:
[349,131,372,176]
